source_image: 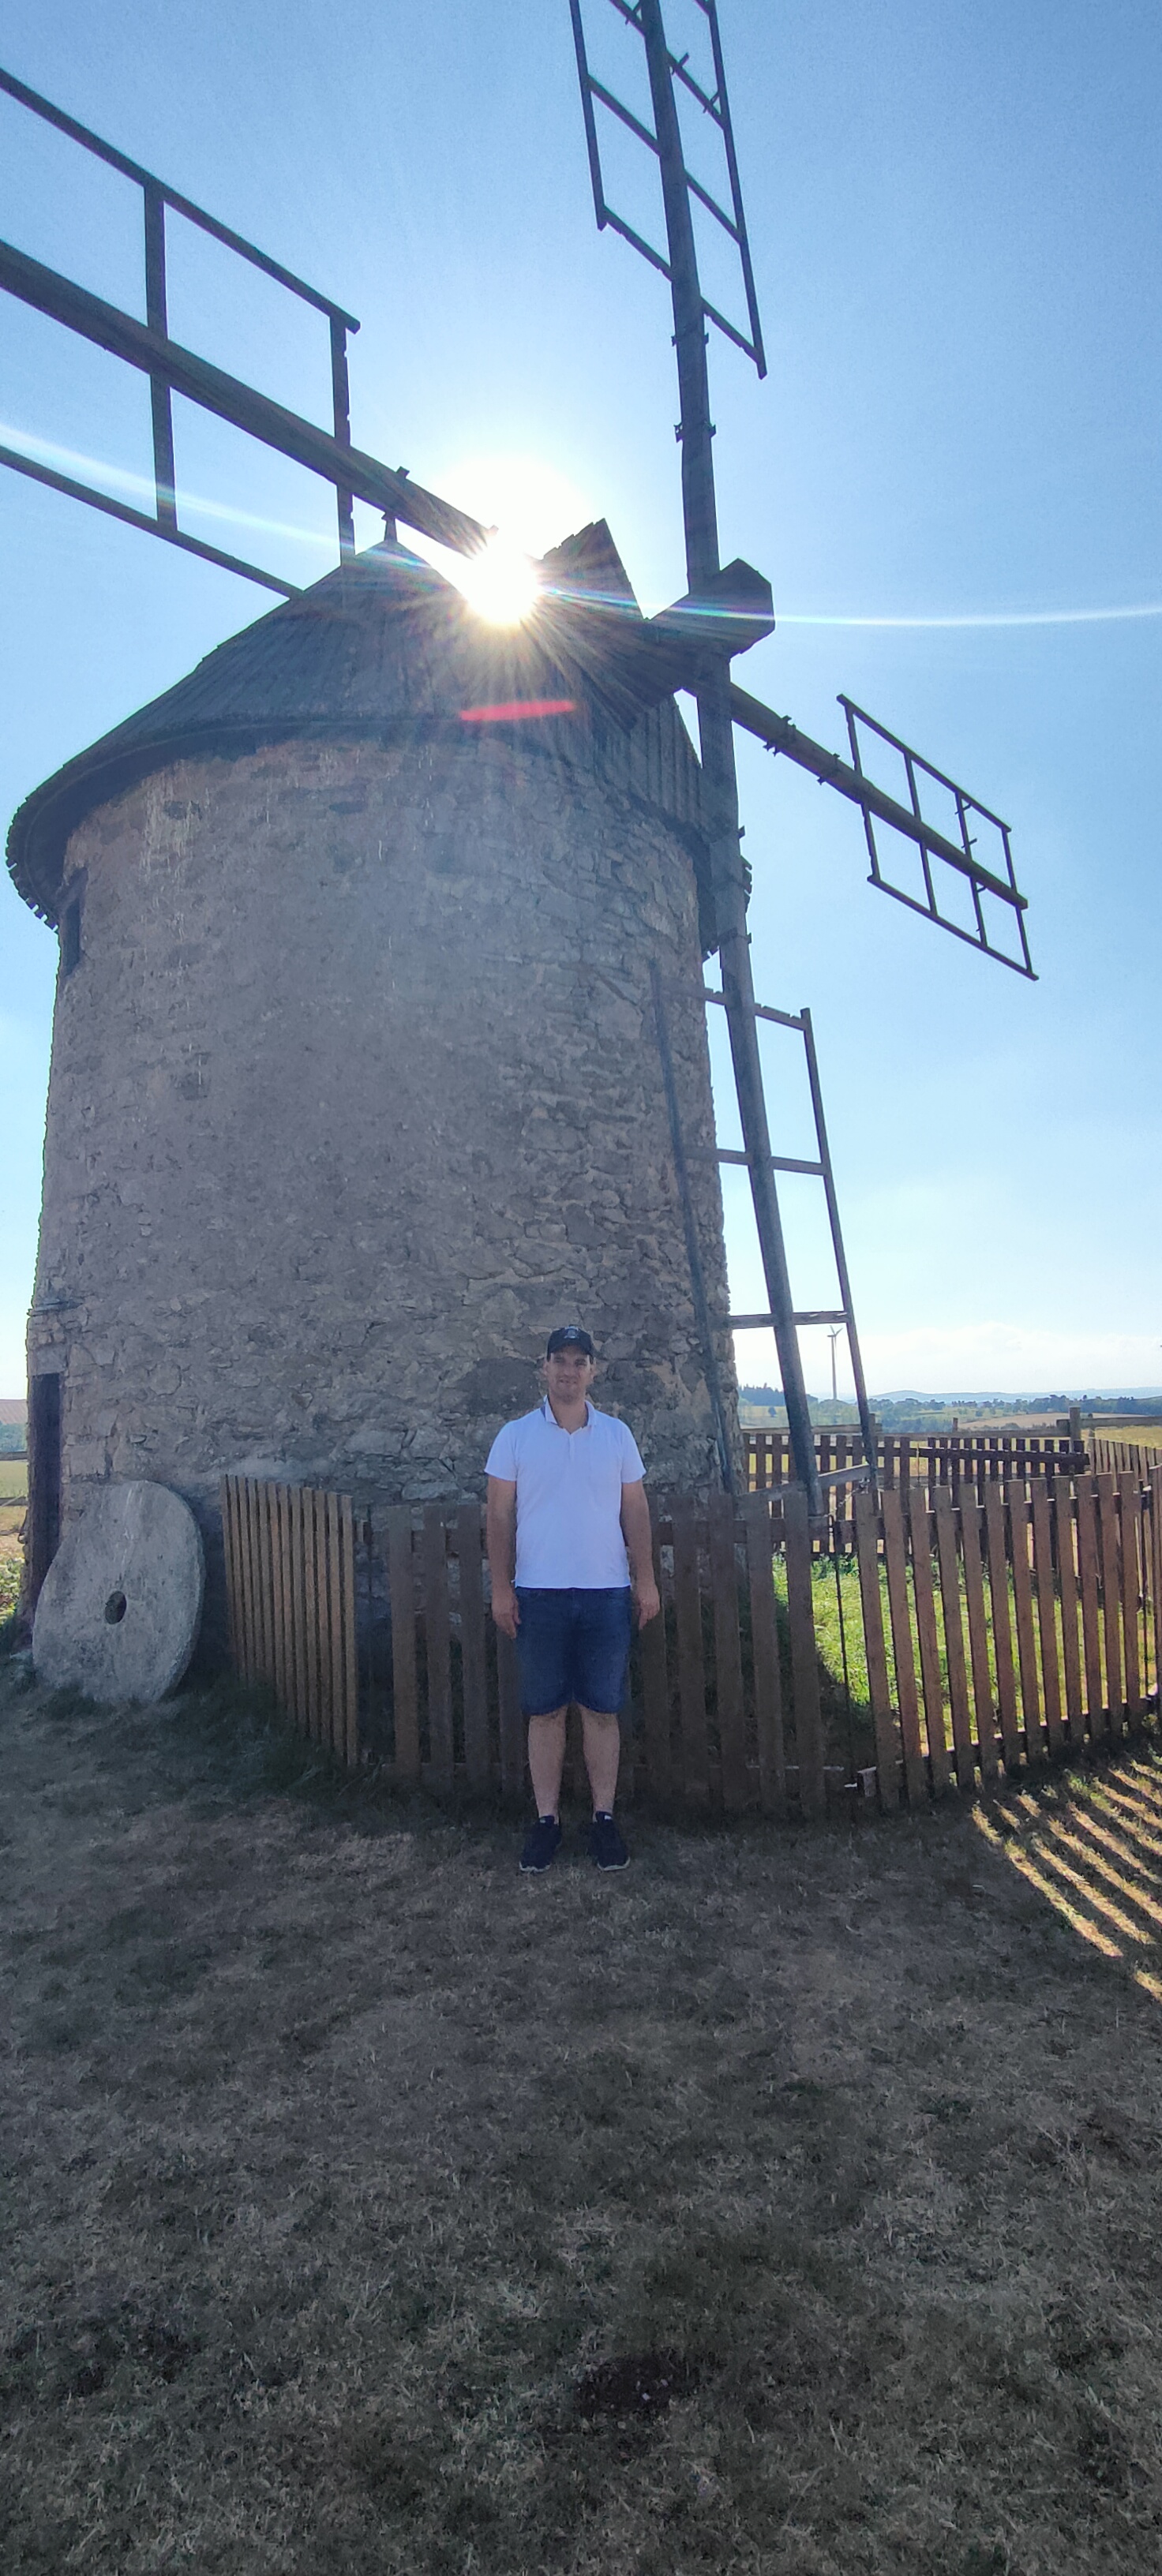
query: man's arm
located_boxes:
[620,1479,661,1629]
[485,1476,519,1637]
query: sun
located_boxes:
[404,453,597,623]
[456,532,541,626]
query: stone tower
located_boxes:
[9,525,739,1609]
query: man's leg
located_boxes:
[579,1706,620,1814]
[515,1590,571,1870]
[527,1708,568,1820]
[580,1705,629,1868]
[573,1589,633,1870]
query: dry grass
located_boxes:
[4,1660,1162,2575]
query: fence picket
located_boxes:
[497,1628,524,1799]
[246,1481,263,1681]
[959,1496,999,1782]
[221,1479,239,1672]
[983,1485,1021,1770]
[387,1508,420,1779]
[783,1483,826,1818]
[1006,1484,1043,1762]
[932,1486,974,1791]
[265,1485,280,1691]
[709,1492,748,1811]
[1054,1485,1084,1750]
[1151,1470,1162,1703]
[456,1503,490,1788]
[639,1506,670,1802]
[322,1488,339,1747]
[313,1488,330,1747]
[274,1484,294,1720]
[1096,1474,1123,1740]
[249,1477,268,1685]
[907,1488,950,1795]
[238,1478,253,1679]
[1029,1482,1064,1756]
[424,1505,455,1791]
[670,1498,710,1807]
[290,1485,305,1733]
[309,1487,328,1741]
[322,1487,340,1749]
[1119,1478,1143,1719]
[263,1483,280,1690]
[246,1484,261,1679]
[854,1485,899,1809]
[744,1496,786,1817]
[1074,1480,1104,1735]
[882,1488,926,1804]
[339,1493,358,1764]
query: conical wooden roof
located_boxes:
[8,526,713,923]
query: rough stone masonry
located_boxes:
[9,530,740,1631]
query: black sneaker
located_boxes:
[519,1816,562,1874]
[589,1812,629,1870]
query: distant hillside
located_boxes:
[736,1387,1162,1436]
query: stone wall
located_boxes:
[29,722,739,1627]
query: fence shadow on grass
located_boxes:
[973,1755,1162,2009]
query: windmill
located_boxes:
[0,18,1032,1543]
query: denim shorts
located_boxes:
[514,1586,633,1719]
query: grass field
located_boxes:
[0,1464,25,1616]
[4,1660,1162,2575]
[0,1457,28,1549]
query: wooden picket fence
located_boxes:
[221,1477,834,1815]
[222,1475,359,1762]
[853,1470,1160,1808]
[1092,1434,1162,1480]
[220,1466,1161,1818]
[746,1425,1085,1495]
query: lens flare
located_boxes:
[455,534,540,626]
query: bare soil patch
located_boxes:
[2,1661,1162,2574]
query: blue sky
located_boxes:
[1,0,1159,1399]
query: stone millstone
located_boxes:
[32,1481,205,1703]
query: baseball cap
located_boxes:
[546,1325,595,1358]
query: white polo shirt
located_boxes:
[485,1400,646,1589]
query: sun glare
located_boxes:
[406,453,594,622]
[456,533,541,626]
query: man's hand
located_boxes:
[634,1576,661,1631]
[620,1479,659,1631]
[485,1477,519,1639]
[490,1580,520,1640]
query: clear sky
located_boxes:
[2,0,1160,1401]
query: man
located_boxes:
[485,1326,661,1873]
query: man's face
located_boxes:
[542,1346,597,1407]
